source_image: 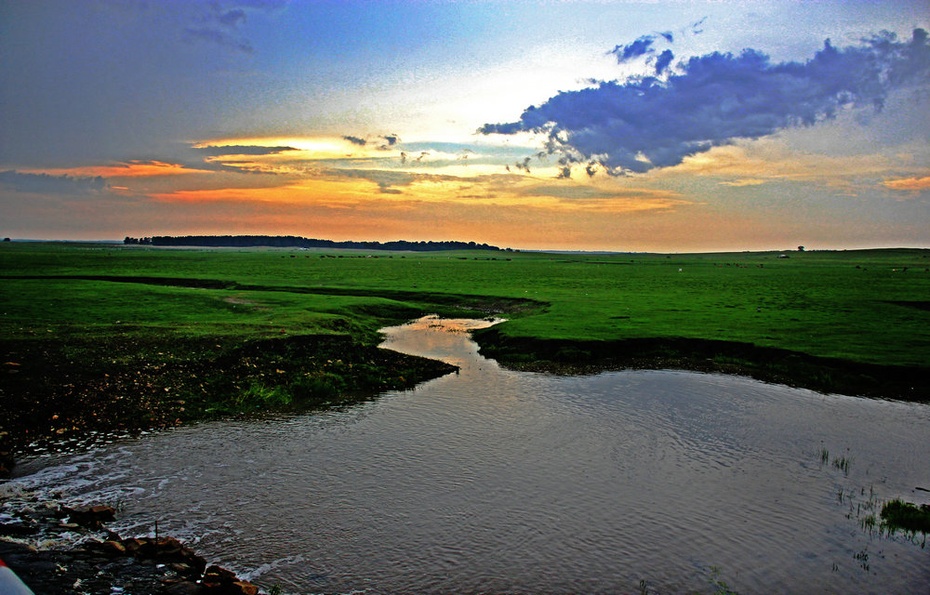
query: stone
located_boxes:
[230,580,260,595]
[162,578,205,595]
[100,540,127,556]
[201,565,259,594]
[62,504,116,528]
[202,564,237,587]
[122,537,146,555]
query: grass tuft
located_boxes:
[881,499,930,534]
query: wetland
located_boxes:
[2,243,930,593]
[3,316,929,593]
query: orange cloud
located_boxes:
[142,177,697,251]
[150,172,687,217]
[719,178,767,187]
[24,161,211,178]
[882,175,930,192]
[665,141,923,194]
[151,178,380,207]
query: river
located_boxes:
[5,316,930,593]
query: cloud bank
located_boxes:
[481,29,930,176]
[194,145,298,156]
[0,170,108,194]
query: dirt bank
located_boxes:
[0,333,456,476]
[473,327,930,402]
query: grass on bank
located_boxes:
[1,243,929,436]
[3,242,929,367]
[2,242,929,462]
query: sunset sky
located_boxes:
[1,0,928,252]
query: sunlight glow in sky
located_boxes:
[1,0,928,251]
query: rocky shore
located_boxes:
[1,502,264,594]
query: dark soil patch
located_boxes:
[0,333,456,476]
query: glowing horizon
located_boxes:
[1,1,928,252]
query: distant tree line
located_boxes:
[125,235,508,252]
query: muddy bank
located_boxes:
[1,333,457,476]
[473,327,930,402]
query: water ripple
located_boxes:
[4,317,929,594]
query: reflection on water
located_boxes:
[5,316,930,594]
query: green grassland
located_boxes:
[2,242,929,466]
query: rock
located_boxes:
[100,540,127,556]
[0,516,37,537]
[62,504,116,528]
[122,537,146,555]
[0,450,13,477]
[170,562,193,574]
[201,565,260,594]
[88,504,116,520]
[121,536,206,578]
[230,581,260,595]
[162,578,205,594]
[153,536,183,557]
[202,564,237,587]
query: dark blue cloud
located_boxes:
[481,29,930,175]
[194,145,297,156]
[654,49,674,75]
[340,134,400,149]
[609,30,679,78]
[610,35,658,63]
[0,170,108,194]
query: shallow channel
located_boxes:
[6,316,930,593]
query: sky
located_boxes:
[1,0,928,252]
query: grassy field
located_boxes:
[2,242,929,465]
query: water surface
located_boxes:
[6,316,929,593]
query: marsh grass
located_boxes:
[854,547,870,571]
[820,443,852,476]
[708,566,739,595]
[818,443,929,575]
[832,454,851,476]
[880,499,930,537]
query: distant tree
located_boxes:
[2,237,10,242]
[798,245,805,252]
[147,234,506,251]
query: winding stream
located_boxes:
[5,316,930,593]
